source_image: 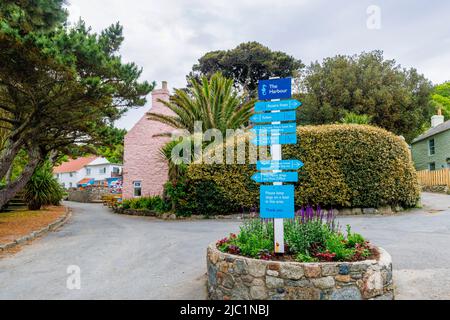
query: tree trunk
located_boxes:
[0,147,42,208]
[0,138,24,180]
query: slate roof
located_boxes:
[412,120,450,144]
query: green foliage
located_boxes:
[23,162,64,210]
[431,82,450,120]
[187,125,420,212]
[341,111,372,124]
[189,42,304,98]
[298,51,434,142]
[121,195,170,213]
[0,4,153,207]
[218,219,371,262]
[284,219,329,255]
[163,177,237,217]
[148,72,255,135]
[95,126,126,164]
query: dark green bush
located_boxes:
[184,125,420,214]
[121,195,170,213]
[24,162,64,210]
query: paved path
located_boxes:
[0,193,449,299]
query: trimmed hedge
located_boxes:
[175,125,420,214]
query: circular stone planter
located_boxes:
[207,243,394,300]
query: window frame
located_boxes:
[133,181,142,197]
[428,139,435,156]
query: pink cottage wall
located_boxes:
[123,82,174,199]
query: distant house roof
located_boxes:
[53,156,99,174]
[412,120,450,144]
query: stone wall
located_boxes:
[207,243,394,300]
[68,187,110,203]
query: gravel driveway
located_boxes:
[0,192,449,300]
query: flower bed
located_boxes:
[207,210,394,300]
[207,243,394,300]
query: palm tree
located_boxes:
[147,72,255,135]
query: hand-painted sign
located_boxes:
[251,122,297,135]
[252,172,298,183]
[254,99,301,112]
[260,185,295,219]
[258,78,292,100]
[251,134,297,146]
[257,160,304,171]
[250,111,296,123]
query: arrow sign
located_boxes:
[250,111,296,123]
[252,172,298,183]
[254,100,302,112]
[251,134,297,146]
[257,160,304,171]
[251,123,296,135]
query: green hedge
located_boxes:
[174,124,420,214]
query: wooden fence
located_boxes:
[417,168,450,187]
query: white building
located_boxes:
[53,156,122,189]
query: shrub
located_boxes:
[24,162,64,210]
[121,195,170,213]
[184,125,420,214]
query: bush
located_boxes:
[24,162,64,210]
[121,195,170,213]
[218,213,372,262]
[183,125,420,214]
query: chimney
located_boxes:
[431,108,445,128]
[150,81,172,115]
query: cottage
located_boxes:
[411,110,450,171]
[122,81,174,198]
[54,156,123,189]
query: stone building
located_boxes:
[123,81,174,198]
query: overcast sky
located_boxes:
[67,0,450,130]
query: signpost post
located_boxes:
[251,77,302,255]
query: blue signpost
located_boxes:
[250,77,303,254]
[257,160,304,171]
[252,172,298,183]
[251,123,297,135]
[258,77,292,100]
[250,111,296,123]
[254,100,301,112]
[251,134,297,146]
[260,185,295,219]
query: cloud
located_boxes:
[66,0,450,130]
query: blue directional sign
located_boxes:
[250,111,296,124]
[251,123,296,135]
[252,172,298,183]
[258,78,292,100]
[257,160,304,171]
[255,100,302,112]
[251,134,297,146]
[260,185,295,219]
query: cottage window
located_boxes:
[86,168,91,175]
[112,167,120,174]
[428,139,435,155]
[99,167,106,174]
[133,181,142,197]
[429,162,436,171]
